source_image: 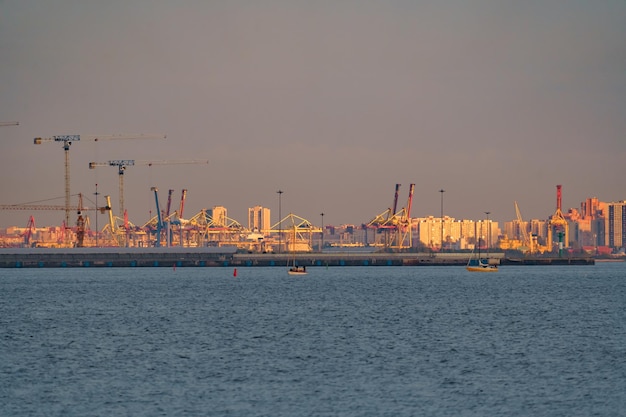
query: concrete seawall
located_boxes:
[0,248,595,268]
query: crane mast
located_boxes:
[35,133,165,234]
[34,135,80,227]
[89,159,207,221]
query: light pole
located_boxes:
[94,183,99,247]
[485,211,491,251]
[277,190,283,253]
[439,189,445,251]
[320,212,324,252]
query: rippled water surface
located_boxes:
[2,263,626,416]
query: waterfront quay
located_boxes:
[0,248,595,268]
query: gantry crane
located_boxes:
[88,159,207,221]
[34,133,166,229]
[166,189,175,218]
[23,215,36,247]
[547,184,569,255]
[365,183,415,249]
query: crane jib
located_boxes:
[53,135,80,142]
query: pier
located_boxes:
[0,248,596,268]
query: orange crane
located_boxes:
[178,189,188,219]
[34,133,166,228]
[23,215,36,247]
[88,159,208,221]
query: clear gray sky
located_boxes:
[1,0,625,229]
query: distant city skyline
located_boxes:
[0,187,622,231]
[1,1,625,228]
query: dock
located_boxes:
[0,248,596,268]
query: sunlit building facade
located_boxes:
[248,206,271,233]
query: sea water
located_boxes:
[1,263,625,416]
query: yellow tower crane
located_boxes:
[34,133,166,230]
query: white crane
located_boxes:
[88,159,208,220]
[34,133,166,228]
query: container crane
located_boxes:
[23,215,36,247]
[88,159,207,221]
[151,187,163,247]
[396,183,415,248]
[178,189,188,219]
[34,133,166,228]
[547,184,569,255]
[166,189,175,218]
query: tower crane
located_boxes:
[0,194,109,213]
[34,133,166,229]
[0,121,19,126]
[88,159,208,221]
[0,193,110,247]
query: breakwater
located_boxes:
[0,248,595,268]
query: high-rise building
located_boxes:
[414,216,500,250]
[208,206,228,227]
[607,201,626,249]
[248,206,271,233]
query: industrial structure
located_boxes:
[547,184,569,255]
[0,193,110,247]
[88,159,208,221]
[1,178,624,256]
[364,183,415,249]
[33,133,166,234]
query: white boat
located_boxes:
[466,258,499,272]
[287,225,308,276]
[467,216,499,273]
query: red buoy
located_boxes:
[233,268,237,277]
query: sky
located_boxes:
[1,0,625,230]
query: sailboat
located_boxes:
[466,219,498,272]
[287,225,307,276]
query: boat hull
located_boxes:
[466,265,499,272]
